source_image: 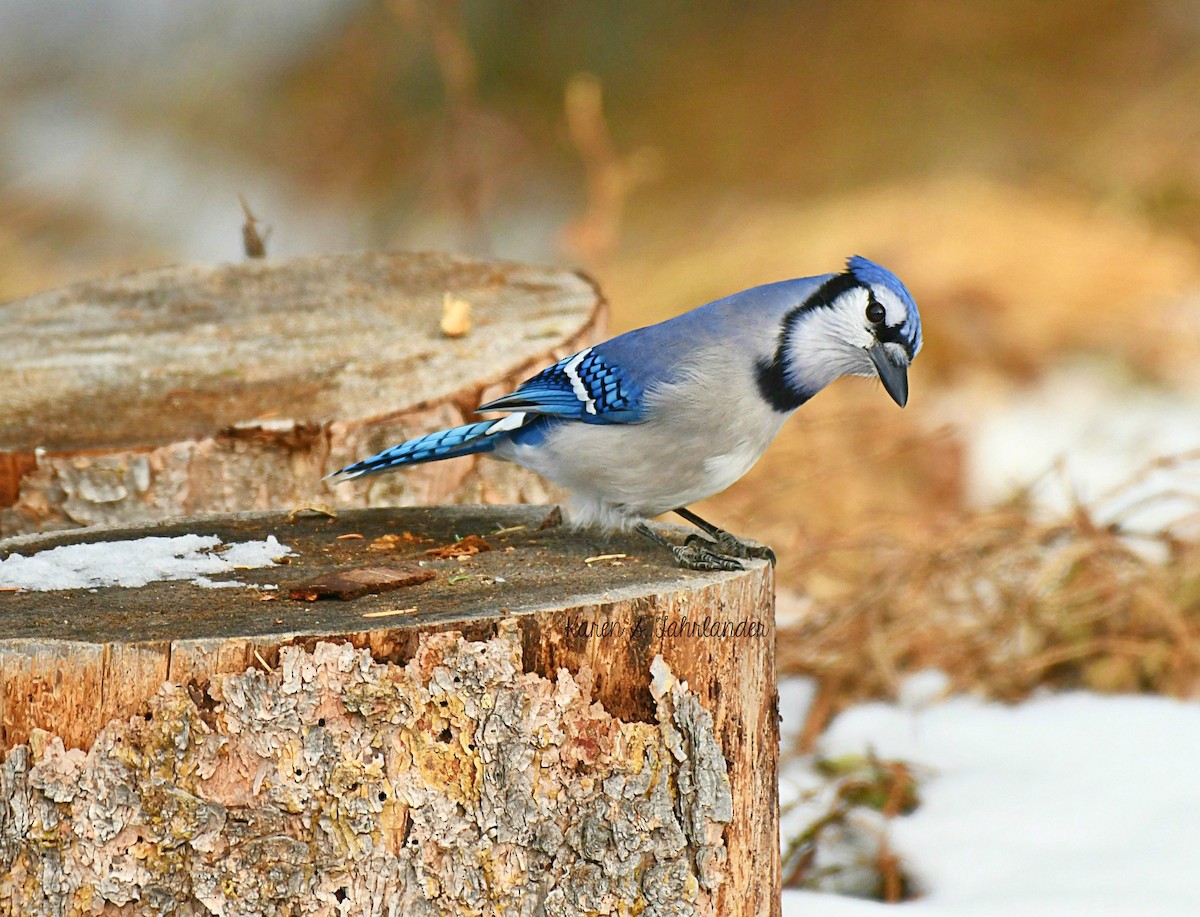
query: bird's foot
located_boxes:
[636,522,743,571]
[687,532,776,566]
[673,507,777,567]
[671,540,745,572]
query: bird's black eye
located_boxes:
[866,300,886,324]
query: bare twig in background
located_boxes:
[238,194,269,259]
[562,73,661,268]
[781,753,921,898]
[392,0,527,255]
[418,0,480,234]
[777,451,1200,738]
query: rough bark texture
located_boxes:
[0,252,602,538]
[1,627,730,916]
[0,507,780,916]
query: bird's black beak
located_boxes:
[868,341,909,408]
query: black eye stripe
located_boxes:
[868,294,915,355]
[876,321,915,359]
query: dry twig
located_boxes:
[778,453,1200,723]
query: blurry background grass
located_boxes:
[2,0,1200,721]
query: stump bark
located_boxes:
[0,252,603,538]
[0,506,780,916]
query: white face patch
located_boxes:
[563,348,597,415]
[828,287,877,350]
[783,287,886,394]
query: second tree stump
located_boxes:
[0,252,602,537]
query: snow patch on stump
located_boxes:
[0,534,293,591]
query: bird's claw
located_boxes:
[635,521,756,572]
[685,532,776,567]
[672,541,745,572]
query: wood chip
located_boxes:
[584,553,627,564]
[491,524,527,535]
[425,534,492,559]
[336,533,365,540]
[288,564,435,601]
[286,502,337,523]
[440,292,472,338]
[367,532,425,552]
[368,534,403,552]
[362,606,418,619]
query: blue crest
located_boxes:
[846,255,922,354]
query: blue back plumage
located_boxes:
[477,274,829,426]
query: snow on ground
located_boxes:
[781,364,1200,914]
[939,363,1200,537]
[780,676,1200,916]
[0,534,293,591]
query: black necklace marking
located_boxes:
[754,271,861,413]
[755,353,808,413]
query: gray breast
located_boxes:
[501,349,788,526]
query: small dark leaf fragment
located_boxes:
[288,563,435,601]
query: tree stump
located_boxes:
[0,506,780,916]
[0,252,603,538]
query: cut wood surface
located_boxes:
[0,252,603,537]
[0,506,779,916]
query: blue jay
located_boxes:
[328,256,922,571]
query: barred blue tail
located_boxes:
[327,412,529,481]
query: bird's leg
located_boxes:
[673,507,777,566]
[635,523,744,572]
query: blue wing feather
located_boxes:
[330,419,511,479]
[476,345,646,424]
